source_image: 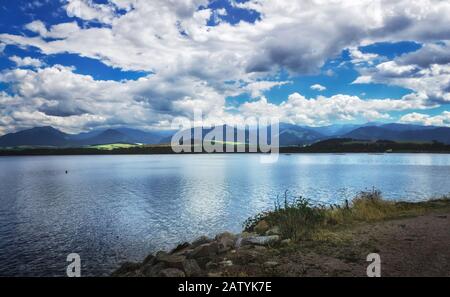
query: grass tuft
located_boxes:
[244,189,450,241]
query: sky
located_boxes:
[0,0,449,134]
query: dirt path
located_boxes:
[361,212,450,277]
[220,211,450,277]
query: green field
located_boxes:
[90,143,142,150]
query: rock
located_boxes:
[253,246,267,252]
[142,262,166,277]
[156,253,186,270]
[205,261,219,270]
[191,235,212,247]
[158,268,186,277]
[235,237,243,249]
[219,260,233,267]
[254,220,270,235]
[189,242,218,259]
[182,259,202,277]
[281,239,292,245]
[143,254,155,266]
[216,232,237,253]
[208,272,223,277]
[233,250,260,264]
[215,232,236,241]
[112,262,141,276]
[265,226,281,236]
[263,261,279,268]
[242,235,280,246]
[170,242,190,254]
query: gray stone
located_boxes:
[264,261,279,268]
[142,262,166,277]
[216,232,237,254]
[170,242,190,254]
[112,262,141,276]
[158,268,186,277]
[156,253,186,270]
[182,259,202,277]
[281,239,292,245]
[205,261,219,270]
[218,260,233,267]
[242,235,280,246]
[189,242,218,259]
[142,254,155,266]
[191,235,212,247]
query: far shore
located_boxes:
[2,139,450,156]
[112,193,450,277]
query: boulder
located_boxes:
[242,235,280,246]
[112,262,141,276]
[254,220,270,235]
[142,262,166,277]
[218,260,233,267]
[281,239,292,245]
[216,232,237,253]
[182,259,202,277]
[155,253,186,270]
[158,268,186,277]
[263,261,279,268]
[191,235,212,247]
[189,242,218,259]
[170,242,191,254]
[143,254,155,266]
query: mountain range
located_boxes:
[1,123,450,148]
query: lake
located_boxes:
[1,153,450,276]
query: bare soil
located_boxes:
[217,210,450,277]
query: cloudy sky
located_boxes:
[0,0,449,134]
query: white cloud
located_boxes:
[64,0,118,24]
[349,47,379,65]
[244,80,291,98]
[1,0,450,132]
[310,84,326,91]
[239,92,428,126]
[9,56,43,68]
[353,42,450,102]
[399,111,450,126]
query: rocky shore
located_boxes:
[112,225,286,277]
[112,197,450,277]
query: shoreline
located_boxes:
[112,195,450,277]
[3,150,450,157]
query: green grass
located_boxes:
[243,189,450,241]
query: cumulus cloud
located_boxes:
[9,56,43,68]
[239,92,428,126]
[349,47,379,65]
[353,42,450,102]
[0,65,226,133]
[399,111,450,126]
[310,84,326,91]
[64,0,119,24]
[1,0,450,132]
[244,80,291,98]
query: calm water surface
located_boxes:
[1,153,450,276]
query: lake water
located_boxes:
[1,153,450,276]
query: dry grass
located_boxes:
[244,189,450,242]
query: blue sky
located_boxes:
[0,0,449,133]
